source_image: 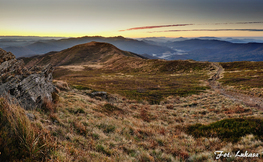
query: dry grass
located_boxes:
[53,60,210,104]
[2,60,263,161]
[0,97,57,161]
[219,61,263,97]
[19,88,262,161]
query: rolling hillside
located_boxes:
[22,41,147,67]
[4,42,263,161]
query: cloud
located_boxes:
[210,22,263,25]
[119,24,193,32]
[119,21,263,32]
[148,29,263,33]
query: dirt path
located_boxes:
[209,62,263,110]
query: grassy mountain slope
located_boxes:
[22,41,211,104]
[5,42,263,161]
[23,41,146,67]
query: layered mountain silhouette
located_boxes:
[166,39,263,61]
[22,41,147,67]
[3,36,263,62]
[2,36,175,58]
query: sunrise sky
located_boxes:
[1,0,263,38]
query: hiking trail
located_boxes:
[209,62,263,110]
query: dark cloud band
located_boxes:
[148,29,263,33]
[119,24,193,32]
[119,22,263,32]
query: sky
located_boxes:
[1,0,263,38]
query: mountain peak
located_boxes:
[24,42,145,66]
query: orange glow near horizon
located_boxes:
[2,29,263,38]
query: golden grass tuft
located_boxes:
[0,97,57,161]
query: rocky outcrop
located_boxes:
[0,48,55,110]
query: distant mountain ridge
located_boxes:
[2,36,176,58]
[3,36,263,62]
[166,39,263,62]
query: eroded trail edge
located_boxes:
[209,62,263,110]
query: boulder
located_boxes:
[0,48,55,110]
[88,91,108,99]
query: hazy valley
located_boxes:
[3,36,263,62]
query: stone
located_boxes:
[0,48,55,110]
[89,91,108,99]
[26,113,35,121]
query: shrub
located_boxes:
[186,118,263,143]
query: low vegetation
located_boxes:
[220,61,263,71]
[2,58,263,161]
[53,60,210,104]
[187,118,263,143]
[219,61,263,96]
[2,87,258,161]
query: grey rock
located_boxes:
[89,91,108,99]
[0,48,55,110]
[26,113,35,121]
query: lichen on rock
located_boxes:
[0,48,55,110]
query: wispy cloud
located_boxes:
[148,29,263,33]
[119,24,193,32]
[208,22,263,25]
[119,21,263,32]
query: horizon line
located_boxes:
[2,35,263,39]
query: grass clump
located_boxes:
[41,97,57,113]
[103,103,123,113]
[186,118,263,143]
[96,144,112,156]
[75,108,85,114]
[73,121,87,135]
[97,123,116,133]
[0,97,56,161]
